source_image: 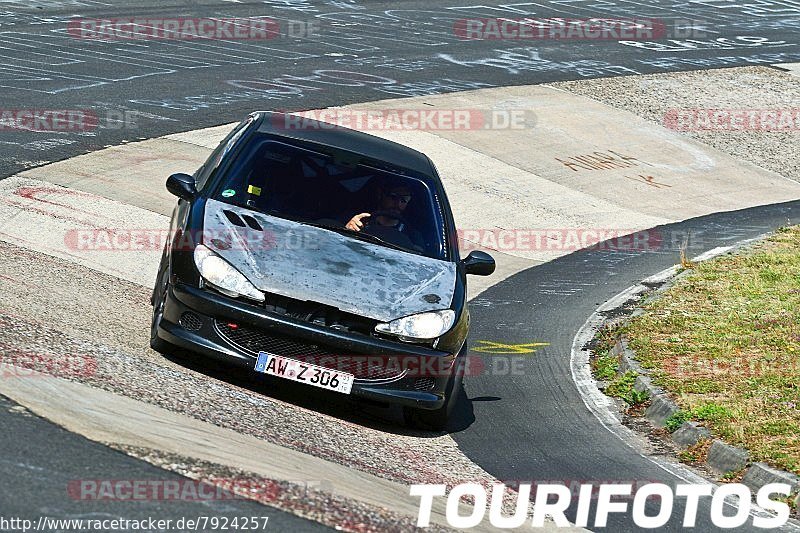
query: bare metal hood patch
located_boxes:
[203,199,456,323]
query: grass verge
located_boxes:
[627,226,800,475]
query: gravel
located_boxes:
[550,66,800,182]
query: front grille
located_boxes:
[179,312,203,331]
[414,377,436,391]
[261,293,376,335]
[214,320,405,382]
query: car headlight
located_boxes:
[193,244,264,303]
[375,310,456,340]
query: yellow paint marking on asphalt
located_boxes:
[472,340,549,354]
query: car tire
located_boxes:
[150,261,175,354]
[403,356,465,431]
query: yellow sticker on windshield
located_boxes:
[247,185,262,196]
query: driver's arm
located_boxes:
[345,212,371,231]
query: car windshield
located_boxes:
[212,136,448,260]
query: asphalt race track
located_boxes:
[2,1,800,532]
[0,396,330,531]
[2,0,800,177]
[455,201,800,532]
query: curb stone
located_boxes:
[671,422,712,449]
[742,462,800,494]
[613,339,675,424]
[645,394,680,428]
[615,339,645,374]
[743,463,800,517]
[707,440,750,475]
[795,492,800,519]
[633,375,663,397]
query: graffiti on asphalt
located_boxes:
[472,340,550,354]
[555,150,645,172]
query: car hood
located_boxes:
[202,199,456,323]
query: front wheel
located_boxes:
[403,357,464,431]
[150,264,175,354]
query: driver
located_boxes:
[345,182,424,251]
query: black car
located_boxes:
[150,111,495,430]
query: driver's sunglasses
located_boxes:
[386,192,411,204]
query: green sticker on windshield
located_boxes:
[221,189,236,198]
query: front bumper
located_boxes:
[156,282,455,410]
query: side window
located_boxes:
[196,117,253,191]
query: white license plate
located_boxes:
[254,351,354,394]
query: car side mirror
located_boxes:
[462,250,495,276]
[166,173,197,201]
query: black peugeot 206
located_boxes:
[150,111,495,429]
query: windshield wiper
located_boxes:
[345,231,408,252]
[295,219,350,234]
[296,219,409,252]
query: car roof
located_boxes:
[253,111,437,177]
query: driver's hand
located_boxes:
[346,213,371,231]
